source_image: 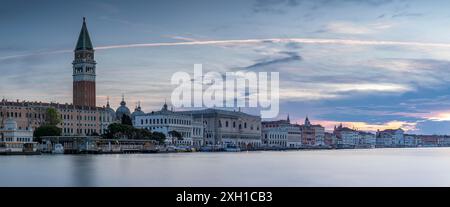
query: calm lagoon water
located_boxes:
[2,148,450,187]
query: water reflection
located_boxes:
[2,148,450,186]
[69,155,96,187]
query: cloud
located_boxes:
[244,51,302,69]
[414,120,450,135]
[318,22,394,35]
[284,42,302,49]
[253,0,394,12]
[363,58,450,88]
[5,37,450,62]
[252,0,299,14]
[426,111,450,121]
[279,83,412,102]
[406,109,450,122]
[392,12,423,18]
[314,120,418,132]
[92,2,121,14]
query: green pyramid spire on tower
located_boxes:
[75,17,93,50]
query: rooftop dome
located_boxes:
[116,95,131,120]
[162,100,169,111]
[131,102,145,119]
[105,98,116,119]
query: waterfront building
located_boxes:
[134,103,204,147]
[313,125,325,146]
[376,129,404,147]
[0,118,33,143]
[333,124,375,148]
[0,99,115,136]
[324,132,337,148]
[403,134,417,147]
[262,115,302,149]
[408,134,450,147]
[262,126,287,148]
[286,124,302,148]
[180,108,262,149]
[299,117,325,147]
[0,117,37,154]
[418,135,439,147]
[357,131,376,148]
[438,136,450,147]
[334,125,359,148]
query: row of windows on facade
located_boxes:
[74,66,95,73]
[1,137,32,142]
[0,111,108,122]
[217,120,260,131]
[61,114,100,122]
[63,127,98,135]
[1,106,45,110]
[173,140,193,145]
[266,140,287,145]
[1,111,44,119]
[140,118,192,126]
[264,134,288,139]
[1,126,32,130]
[2,107,99,113]
[143,126,202,136]
[226,141,262,146]
[75,53,93,59]
[62,122,97,127]
[1,122,98,130]
[204,133,261,139]
[61,109,98,114]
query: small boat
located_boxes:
[176,147,188,152]
[200,145,224,152]
[52,144,65,154]
[224,144,241,152]
[159,146,176,153]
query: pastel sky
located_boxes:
[2,0,450,134]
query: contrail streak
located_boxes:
[94,38,450,50]
[3,38,450,61]
[0,49,72,61]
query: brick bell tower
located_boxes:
[73,17,96,108]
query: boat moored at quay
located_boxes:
[38,136,160,154]
[0,142,40,155]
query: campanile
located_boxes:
[72,17,96,108]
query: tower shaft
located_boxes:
[73,18,96,108]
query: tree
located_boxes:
[103,123,134,139]
[33,108,62,143]
[102,123,166,144]
[151,132,166,144]
[45,108,61,126]
[168,130,183,144]
[33,125,62,142]
[121,114,132,126]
